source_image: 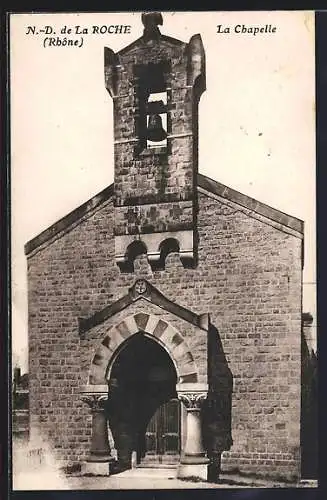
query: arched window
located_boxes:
[134,61,170,154]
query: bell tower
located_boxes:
[105,12,206,272]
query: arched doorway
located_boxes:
[107,332,180,470]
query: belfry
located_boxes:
[105,12,205,272]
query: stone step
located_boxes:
[115,467,177,479]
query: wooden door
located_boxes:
[143,398,180,464]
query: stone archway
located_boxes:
[80,311,210,479]
[88,312,199,386]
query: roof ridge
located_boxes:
[198,173,304,234]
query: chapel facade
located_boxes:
[25,13,304,482]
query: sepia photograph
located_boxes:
[10,10,317,490]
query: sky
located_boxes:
[10,11,316,372]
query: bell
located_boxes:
[147,114,167,142]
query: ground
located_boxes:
[62,469,318,490]
[12,438,317,490]
[13,465,318,490]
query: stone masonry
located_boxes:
[25,12,304,483]
[26,176,303,481]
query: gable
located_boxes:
[79,278,208,337]
[24,173,303,256]
[198,174,304,238]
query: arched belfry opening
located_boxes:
[107,333,180,470]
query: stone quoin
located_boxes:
[25,12,304,483]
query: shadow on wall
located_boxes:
[203,324,233,482]
[301,325,318,479]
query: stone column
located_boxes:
[177,387,209,481]
[80,385,114,476]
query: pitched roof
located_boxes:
[24,174,304,256]
[198,173,304,235]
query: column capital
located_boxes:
[81,392,108,411]
[178,391,207,410]
[80,385,109,411]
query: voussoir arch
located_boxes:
[88,312,199,385]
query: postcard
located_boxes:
[9,10,317,491]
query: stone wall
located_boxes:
[26,188,302,479]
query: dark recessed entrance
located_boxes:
[108,332,180,470]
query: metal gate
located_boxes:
[143,398,180,464]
